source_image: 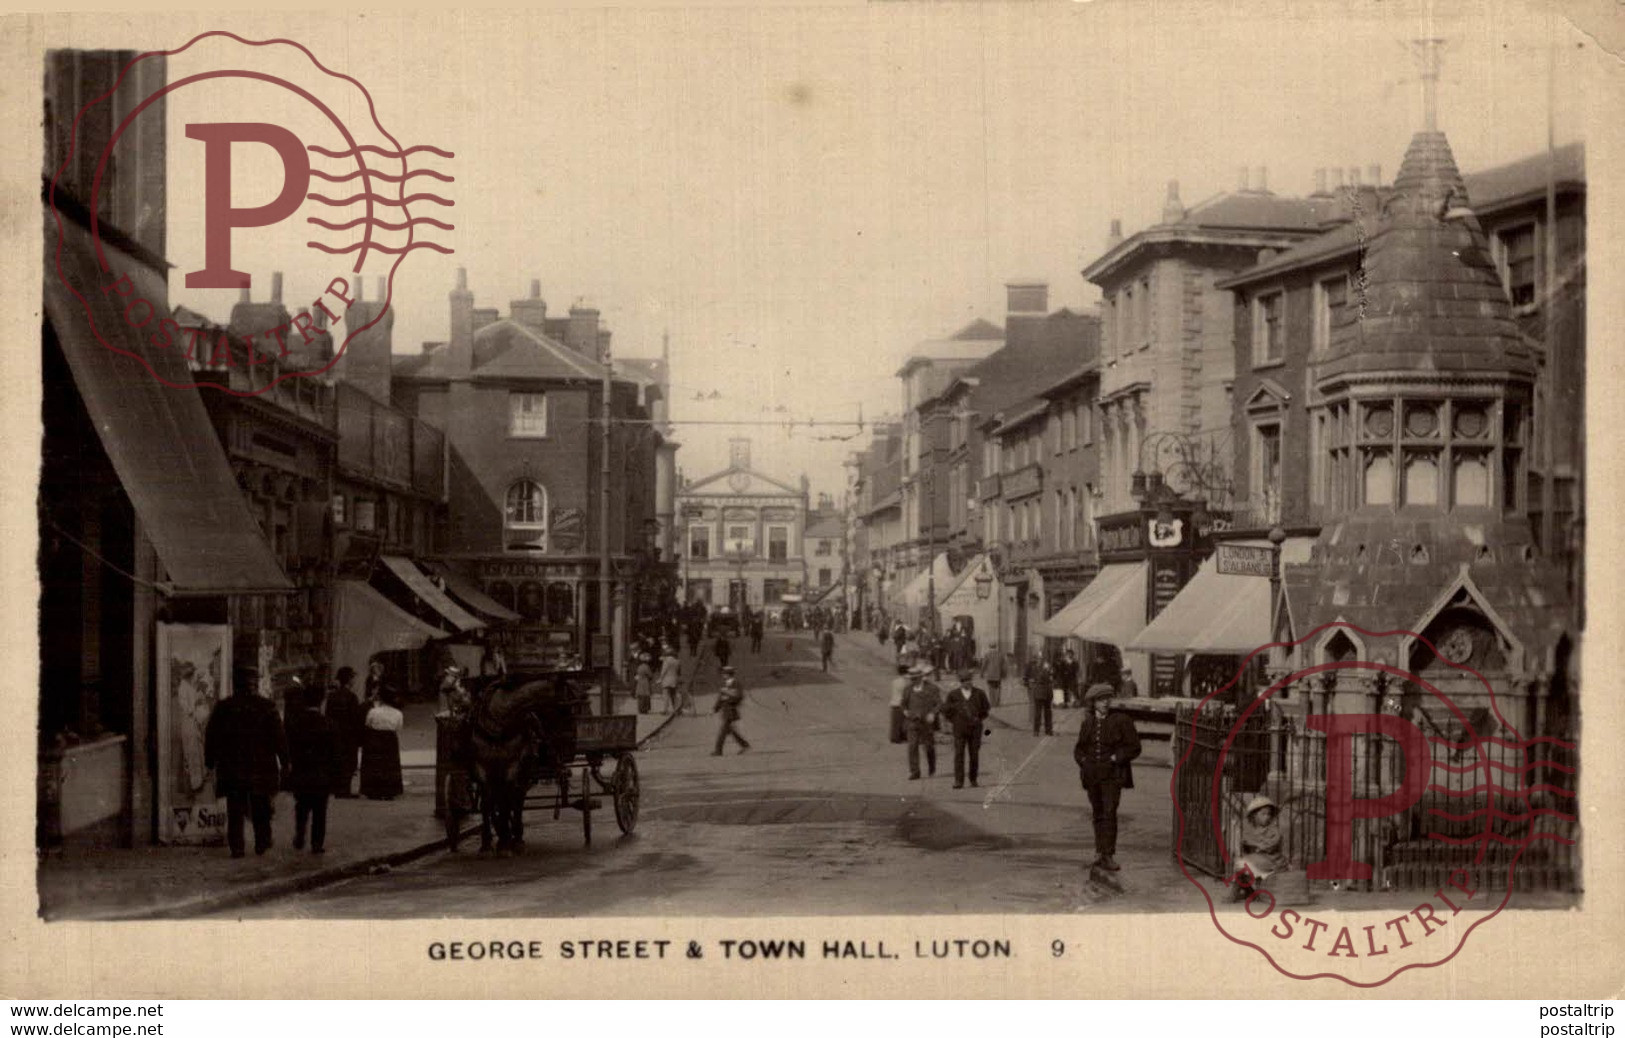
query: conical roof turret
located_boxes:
[1318,130,1536,384]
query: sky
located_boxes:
[72,0,1594,502]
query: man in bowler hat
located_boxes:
[205,664,289,857]
[940,669,992,789]
[1073,682,1141,871]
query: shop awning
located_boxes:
[425,562,521,623]
[43,215,290,595]
[378,556,485,632]
[331,579,447,681]
[1128,557,1269,654]
[1035,561,1147,644]
[1129,537,1314,654]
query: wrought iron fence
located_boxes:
[1172,700,1580,894]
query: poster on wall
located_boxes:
[155,623,232,845]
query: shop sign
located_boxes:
[1215,543,1275,577]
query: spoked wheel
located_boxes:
[612,753,640,835]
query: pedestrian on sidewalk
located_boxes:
[902,662,941,780]
[820,628,835,671]
[888,664,910,744]
[711,666,750,755]
[660,647,683,715]
[941,669,991,789]
[325,666,364,798]
[981,648,1006,708]
[284,680,338,854]
[1073,683,1142,872]
[750,614,764,654]
[1119,667,1140,699]
[359,689,405,800]
[634,653,655,714]
[1054,647,1080,709]
[204,664,289,858]
[1026,654,1054,736]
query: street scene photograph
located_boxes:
[27,1,1590,938]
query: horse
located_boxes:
[463,674,583,854]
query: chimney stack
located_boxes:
[1254,167,1268,194]
[566,304,602,362]
[376,277,386,302]
[356,277,364,303]
[1107,218,1123,248]
[313,307,328,330]
[271,272,284,304]
[1005,281,1049,316]
[1161,179,1185,223]
[239,286,251,303]
[510,276,548,333]
[1238,166,1250,192]
[448,267,475,374]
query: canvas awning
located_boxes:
[1034,561,1147,644]
[378,555,485,632]
[425,562,521,623]
[43,215,290,595]
[1128,556,1269,654]
[331,579,447,681]
[1130,537,1315,654]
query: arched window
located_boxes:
[505,481,548,552]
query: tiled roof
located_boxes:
[957,310,1099,419]
[1318,130,1537,382]
[1182,191,1332,232]
[952,318,1005,340]
[396,320,610,381]
[1462,141,1584,214]
[1283,513,1568,667]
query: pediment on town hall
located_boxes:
[684,466,802,498]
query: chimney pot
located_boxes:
[271,272,284,304]
[530,278,542,299]
[355,277,364,303]
[313,307,327,330]
[376,277,386,302]
[239,286,251,304]
[1161,180,1185,223]
[1254,166,1268,193]
[1367,163,1381,186]
[456,267,468,291]
[1238,166,1250,192]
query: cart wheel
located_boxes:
[613,753,640,835]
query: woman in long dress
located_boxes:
[359,690,405,800]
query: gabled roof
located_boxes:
[684,464,803,497]
[395,319,611,382]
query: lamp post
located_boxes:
[1267,523,1288,692]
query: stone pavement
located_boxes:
[36,678,688,921]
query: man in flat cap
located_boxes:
[902,661,941,780]
[940,668,992,789]
[1073,682,1141,871]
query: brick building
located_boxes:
[392,274,668,670]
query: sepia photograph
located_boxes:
[7,0,1621,1002]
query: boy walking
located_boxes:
[711,666,751,755]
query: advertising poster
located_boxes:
[154,623,232,845]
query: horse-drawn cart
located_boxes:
[439,673,641,853]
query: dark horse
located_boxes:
[462,673,583,854]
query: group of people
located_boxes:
[883,635,1143,872]
[201,658,415,860]
[631,642,693,716]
